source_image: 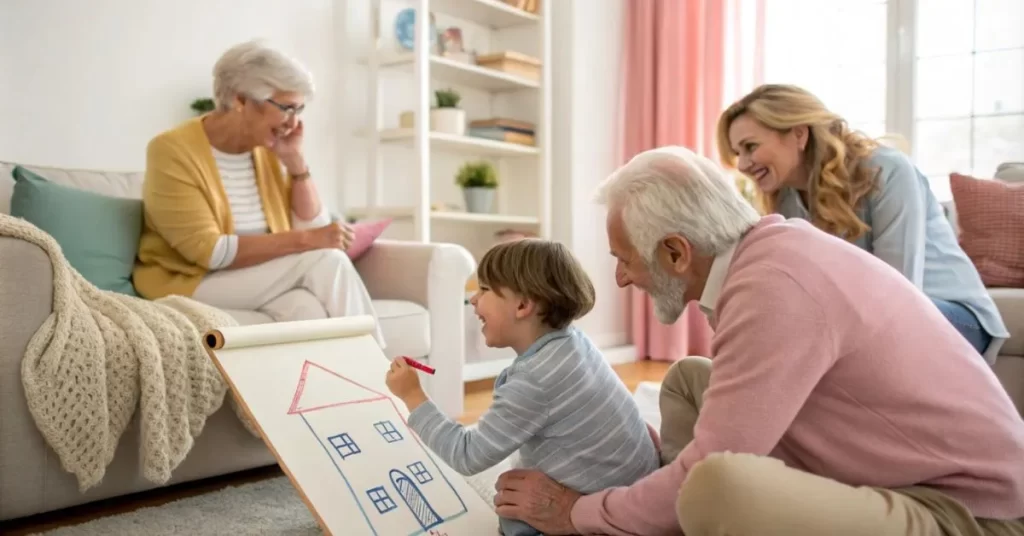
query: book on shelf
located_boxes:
[468,127,535,146]
[469,118,535,132]
[467,118,536,146]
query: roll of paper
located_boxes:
[204,315,377,350]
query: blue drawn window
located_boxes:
[374,420,403,443]
[407,461,433,484]
[366,486,397,514]
[328,433,360,459]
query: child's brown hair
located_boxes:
[476,238,595,330]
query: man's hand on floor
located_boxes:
[493,468,581,535]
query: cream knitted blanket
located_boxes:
[1,214,257,492]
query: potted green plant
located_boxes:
[455,160,498,213]
[190,98,215,115]
[430,88,465,135]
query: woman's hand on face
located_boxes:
[307,222,355,251]
[271,120,305,171]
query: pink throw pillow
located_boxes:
[345,218,392,260]
[950,173,1024,288]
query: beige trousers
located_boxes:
[193,248,385,346]
[660,357,1024,536]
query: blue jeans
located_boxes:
[931,298,991,356]
[500,517,542,536]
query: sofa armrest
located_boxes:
[354,239,476,418]
[354,239,476,308]
[0,236,57,519]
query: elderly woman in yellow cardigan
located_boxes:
[133,40,383,345]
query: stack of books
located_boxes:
[502,0,540,13]
[467,118,535,146]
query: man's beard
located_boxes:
[648,261,687,324]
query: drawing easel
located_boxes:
[203,315,499,535]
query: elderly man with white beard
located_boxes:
[490,146,1024,536]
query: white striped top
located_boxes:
[407,326,660,493]
[214,148,270,236]
[208,148,330,270]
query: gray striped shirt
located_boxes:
[407,327,660,493]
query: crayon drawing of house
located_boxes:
[287,360,468,536]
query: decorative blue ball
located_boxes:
[394,7,437,50]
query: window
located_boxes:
[762,0,889,139]
[758,0,1024,202]
[407,461,433,484]
[911,0,1024,200]
[374,420,403,443]
[328,433,360,459]
[366,486,397,514]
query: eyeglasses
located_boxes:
[265,98,305,118]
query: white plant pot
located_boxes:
[463,187,495,214]
[430,108,466,135]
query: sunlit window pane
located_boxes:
[913,0,1024,196]
[973,49,1024,115]
[762,0,889,134]
[917,0,975,58]
[915,55,974,119]
[975,0,1024,51]
[914,118,973,177]
[974,115,1024,176]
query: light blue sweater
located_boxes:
[776,145,1009,363]
[407,326,659,493]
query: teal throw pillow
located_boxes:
[10,166,143,296]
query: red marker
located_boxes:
[403,356,436,375]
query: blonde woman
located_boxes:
[716,84,1007,362]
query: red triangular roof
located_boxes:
[287,360,388,415]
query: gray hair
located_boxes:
[212,39,315,111]
[594,146,761,262]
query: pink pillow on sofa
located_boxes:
[950,173,1024,288]
[346,218,392,260]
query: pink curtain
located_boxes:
[621,0,764,361]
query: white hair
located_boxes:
[212,39,315,111]
[595,146,761,262]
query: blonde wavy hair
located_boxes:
[715,84,881,241]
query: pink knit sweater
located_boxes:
[571,215,1024,535]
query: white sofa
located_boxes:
[943,161,1024,417]
[0,161,476,521]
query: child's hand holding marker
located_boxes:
[385,356,433,411]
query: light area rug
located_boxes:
[33,385,663,535]
[31,461,511,536]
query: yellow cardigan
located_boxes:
[133,116,292,300]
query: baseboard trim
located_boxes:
[589,331,629,349]
[602,344,637,365]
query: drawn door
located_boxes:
[390,469,442,530]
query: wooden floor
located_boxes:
[0,360,671,535]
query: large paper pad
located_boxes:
[204,316,499,536]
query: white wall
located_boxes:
[0,0,630,352]
[0,0,343,208]
[550,0,629,349]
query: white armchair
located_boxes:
[353,238,476,417]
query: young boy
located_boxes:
[385,238,660,536]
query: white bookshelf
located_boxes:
[357,0,552,253]
[375,128,540,157]
[379,52,540,91]
[356,0,551,382]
